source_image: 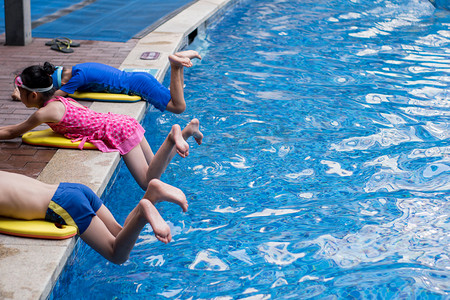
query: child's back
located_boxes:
[0,171,56,220]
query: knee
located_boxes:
[111,255,129,265]
[171,105,186,114]
[175,103,186,114]
[167,100,186,114]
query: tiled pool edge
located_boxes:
[0,0,236,299]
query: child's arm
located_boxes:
[0,106,61,140]
[54,89,68,97]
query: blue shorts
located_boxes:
[128,72,171,112]
[45,183,103,234]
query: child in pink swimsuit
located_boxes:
[44,96,145,154]
[0,64,203,191]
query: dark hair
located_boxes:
[20,62,56,100]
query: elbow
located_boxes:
[54,89,68,97]
[0,130,17,140]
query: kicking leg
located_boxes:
[81,199,171,264]
[146,118,203,181]
[165,50,202,114]
[81,180,186,264]
[122,141,155,190]
[123,119,203,190]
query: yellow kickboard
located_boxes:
[69,91,141,102]
[0,217,78,240]
[22,128,97,150]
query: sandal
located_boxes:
[50,41,74,53]
[45,37,80,47]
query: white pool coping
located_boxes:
[0,0,236,298]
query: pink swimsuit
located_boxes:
[45,96,145,155]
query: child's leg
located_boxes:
[80,179,185,264]
[142,178,188,212]
[81,202,169,264]
[96,205,123,237]
[165,50,202,114]
[123,119,203,190]
[122,142,155,190]
[139,137,155,165]
[145,118,203,181]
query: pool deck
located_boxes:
[0,0,235,298]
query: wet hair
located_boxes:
[20,62,56,101]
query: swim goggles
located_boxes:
[15,75,53,93]
[51,66,63,90]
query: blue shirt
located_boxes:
[60,62,171,111]
[60,62,132,95]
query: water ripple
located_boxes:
[258,242,305,266]
[303,195,449,279]
[365,155,450,192]
[422,121,450,140]
[320,160,354,177]
[227,154,252,169]
[331,127,422,151]
[189,249,230,271]
[244,208,303,218]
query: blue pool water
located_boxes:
[0,0,193,42]
[52,0,449,298]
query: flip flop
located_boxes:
[45,37,80,47]
[50,41,74,53]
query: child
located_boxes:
[0,170,187,264]
[0,64,204,191]
[11,50,202,114]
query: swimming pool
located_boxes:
[51,0,449,298]
[0,0,194,42]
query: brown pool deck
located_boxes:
[0,0,235,299]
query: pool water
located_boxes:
[0,0,193,42]
[51,0,449,298]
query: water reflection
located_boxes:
[300,193,449,294]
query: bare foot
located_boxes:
[139,199,172,243]
[144,179,188,212]
[152,218,172,244]
[175,50,202,61]
[169,50,201,68]
[11,87,20,101]
[182,118,203,145]
[169,54,193,68]
[169,124,190,158]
